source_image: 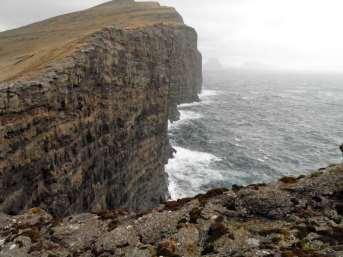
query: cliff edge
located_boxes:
[0,0,202,216]
[0,164,342,256]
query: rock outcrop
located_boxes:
[0,164,342,257]
[0,0,202,216]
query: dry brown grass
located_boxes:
[0,0,183,83]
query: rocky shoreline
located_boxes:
[0,164,342,256]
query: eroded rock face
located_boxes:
[0,1,202,216]
[0,165,342,257]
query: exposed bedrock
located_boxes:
[0,164,342,257]
[0,1,202,216]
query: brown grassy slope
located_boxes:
[0,0,183,83]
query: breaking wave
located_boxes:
[166,73,343,200]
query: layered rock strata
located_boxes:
[0,164,342,257]
[0,0,202,216]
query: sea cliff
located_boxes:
[0,1,342,257]
[0,0,202,216]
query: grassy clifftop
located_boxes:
[0,0,183,83]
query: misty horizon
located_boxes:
[1,0,342,73]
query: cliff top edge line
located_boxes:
[0,0,185,83]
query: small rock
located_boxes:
[189,207,202,223]
[208,216,233,241]
[279,176,298,184]
[157,239,177,257]
[246,238,260,248]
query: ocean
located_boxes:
[167,69,343,199]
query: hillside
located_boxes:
[0,0,183,83]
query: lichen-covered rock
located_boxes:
[0,0,202,216]
[0,164,342,257]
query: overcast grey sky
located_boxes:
[1,0,343,72]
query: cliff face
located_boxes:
[0,0,202,216]
[0,164,342,257]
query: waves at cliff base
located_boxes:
[166,73,343,200]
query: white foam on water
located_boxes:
[178,89,220,108]
[167,89,223,199]
[200,89,221,105]
[166,146,223,200]
[199,89,220,98]
[242,96,255,101]
[179,102,202,108]
[170,90,220,129]
[232,142,243,147]
[286,89,308,95]
[168,110,203,130]
[234,137,242,142]
[180,110,202,120]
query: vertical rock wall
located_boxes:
[0,24,202,216]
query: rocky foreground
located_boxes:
[0,164,342,257]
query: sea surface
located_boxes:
[167,70,343,199]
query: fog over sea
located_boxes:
[167,70,343,199]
